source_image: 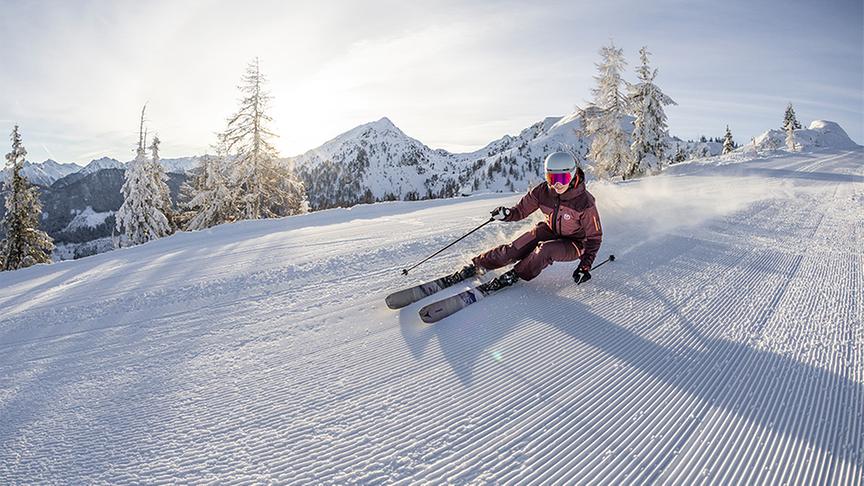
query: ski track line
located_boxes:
[660,196,856,478]
[542,251,797,484]
[552,187,816,482]
[656,169,856,480]
[510,249,792,484]
[743,257,852,484]
[510,249,754,483]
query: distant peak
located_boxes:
[374,116,396,128]
[79,157,124,174]
[350,116,404,137]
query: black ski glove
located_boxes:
[573,267,592,285]
[491,206,511,221]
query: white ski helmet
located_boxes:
[544,151,579,186]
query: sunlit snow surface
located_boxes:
[1,149,862,484]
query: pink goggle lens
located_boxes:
[545,171,572,186]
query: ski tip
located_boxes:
[419,307,441,324]
[385,295,407,310]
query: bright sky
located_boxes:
[1,0,861,165]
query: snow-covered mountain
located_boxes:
[79,156,124,175]
[0,159,80,187]
[25,159,81,185]
[291,117,465,208]
[2,147,861,483]
[291,114,598,210]
[160,156,201,174]
[458,112,598,191]
[2,155,198,191]
[68,155,197,177]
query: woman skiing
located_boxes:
[454,151,603,292]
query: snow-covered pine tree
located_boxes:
[220,58,308,220]
[147,134,176,230]
[586,42,631,179]
[723,125,735,154]
[0,125,54,271]
[182,153,237,231]
[783,102,802,131]
[674,146,686,163]
[115,105,172,247]
[626,46,677,179]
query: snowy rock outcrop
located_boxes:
[746,120,860,152]
[63,206,115,233]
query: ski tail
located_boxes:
[385,268,474,309]
[386,280,447,309]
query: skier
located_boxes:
[453,151,603,292]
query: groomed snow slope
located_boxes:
[1,148,862,484]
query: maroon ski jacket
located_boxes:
[503,180,603,269]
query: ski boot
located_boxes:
[442,263,485,286]
[478,269,520,293]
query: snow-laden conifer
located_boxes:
[586,42,631,179]
[148,134,176,230]
[220,58,308,220]
[182,152,237,231]
[626,46,677,178]
[115,106,172,246]
[1,125,54,270]
[783,102,802,131]
[723,125,735,155]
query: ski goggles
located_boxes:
[545,171,574,186]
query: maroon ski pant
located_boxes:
[472,222,583,281]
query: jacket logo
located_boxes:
[563,213,572,220]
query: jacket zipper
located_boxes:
[552,194,561,235]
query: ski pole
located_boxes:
[591,254,616,271]
[402,217,495,275]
